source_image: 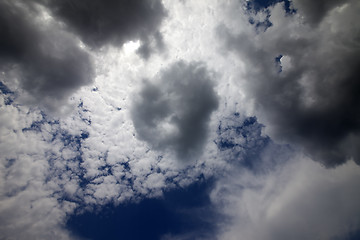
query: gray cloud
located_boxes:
[131,61,219,161]
[292,0,346,25]
[41,0,167,56]
[218,0,360,167]
[0,0,167,110]
[0,1,93,109]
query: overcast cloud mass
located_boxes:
[1,0,360,239]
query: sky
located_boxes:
[1,0,360,239]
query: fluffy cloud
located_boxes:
[217,0,360,167]
[131,61,219,161]
[0,95,81,239]
[212,157,360,240]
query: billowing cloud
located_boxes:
[41,0,167,57]
[0,0,167,110]
[212,157,360,240]
[217,0,360,167]
[0,0,93,109]
[131,61,219,161]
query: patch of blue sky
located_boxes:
[275,54,283,72]
[0,81,13,94]
[246,0,293,13]
[246,0,295,32]
[66,179,220,240]
[332,229,360,240]
[217,113,294,173]
[0,81,14,104]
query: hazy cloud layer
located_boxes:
[42,0,167,57]
[218,0,360,167]
[132,61,219,160]
[0,0,93,109]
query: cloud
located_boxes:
[292,0,346,25]
[0,0,94,110]
[41,0,167,57]
[217,0,360,167]
[2,1,360,239]
[0,0,167,110]
[212,157,360,240]
[131,61,219,161]
[0,96,82,239]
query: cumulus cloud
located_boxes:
[131,61,219,161]
[212,157,360,240]
[41,0,167,57]
[217,0,360,167]
[0,0,93,109]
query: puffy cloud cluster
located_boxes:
[0,96,82,239]
[218,0,360,167]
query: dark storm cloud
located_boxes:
[41,0,167,55]
[0,0,167,108]
[218,0,360,167]
[0,0,93,108]
[131,61,219,160]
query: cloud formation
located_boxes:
[0,0,167,110]
[131,61,219,160]
[212,157,360,240]
[0,0,93,109]
[42,0,167,57]
[218,0,360,167]
[1,0,360,239]
[292,0,346,25]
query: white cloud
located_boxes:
[213,157,360,240]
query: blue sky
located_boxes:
[67,179,218,240]
[1,0,360,240]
